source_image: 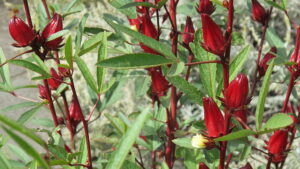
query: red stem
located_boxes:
[69,77,93,169]
[22,0,33,28]
[281,74,295,112]
[41,0,51,20]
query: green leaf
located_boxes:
[97,32,108,93]
[214,130,256,141]
[0,152,12,169]
[120,2,157,9]
[8,143,31,163]
[172,138,194,149]
[0,102,39,113]
[17,105,43,124]
[104,18,178,61]
[64,36,73,68]
[0,114,45,147]
[266,28,285,48]
[0,48,12,89]
[75,56,98,93]
[167,76,203,104]
[262,113,293,130]
[191,33,217,98]
[78,32,108,56]
[229,46,250,81]
[265,0,285,10]
[75,14,89,54]
[97,53,175,69]
[106,108,151,169]
[3,127,50,169]
[9,59,50,77]
[32,54,50,75]
[105,113,126,134]
[47,30,69,41]
[255,59,275,130]
[109,0,137,18]
[167,62,185,77]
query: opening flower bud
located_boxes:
[9,16,35,47]
[191,134,209,148]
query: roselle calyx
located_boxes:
[48,68,63,90]
[197,0,215,15]
[259,47,277,77]
[38,84,48,100]
[150,69,169,97]
[266,130,289,163]
[69,99,82,129]
[42,13,63,50]
[198,162,209,169]
[223,74,249,109]
[203,97,225,137]
[9,16,35,47]
[139,15,159,54]
[201,14,227,56]
[182,16,195,47]
[251,0,268,25]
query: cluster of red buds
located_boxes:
[9,13,63,51]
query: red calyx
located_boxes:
[259,47,277,77]
[69,99,82,129]
[202,97,225,137]
[201,14,227,56]
[41,13,63,50]
[9,16,35,47]
[266,130,289,163]
[150,69,169,97]
[197,0,215,15]
[38,84,48,99]
[198,162,209,169]
[223,74,249,109]
[182,16,195,47]
[48,68,63,90]
[139,15,159,54]
[251,0,268,25]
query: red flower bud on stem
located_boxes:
[150,69,169,97]
[201,14,227,56]
[48,68,63,90]
[259,47,276,76]
[9,16,35,47]
[69,99,82,129]
[251,0,268,25]
[139,15,159,54]
[197,0,215,15]
[38,84,48,99]
[266,130,288,163]
[42,13,63,50]
[182,16,195,46]
[203,97,225,137]
[223,74,249,108]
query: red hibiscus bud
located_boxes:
[139,15,159,54]
[150,69,169,97]
[41,13,63,50]
[266,130,288,163]
[201,14,227,56]
[239,163,253,169]
[197,0,215,15]
[38,84,48,99]
[203,97,225,137]
[251,0,268,25]
[48,68,63,90]
[9,16,35,47]
[58,67,70,77]
[69,99,82,128]
[198,162,209,169]
[224,74,249,108]
[259,47,277,76]
[182,16,195,46]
